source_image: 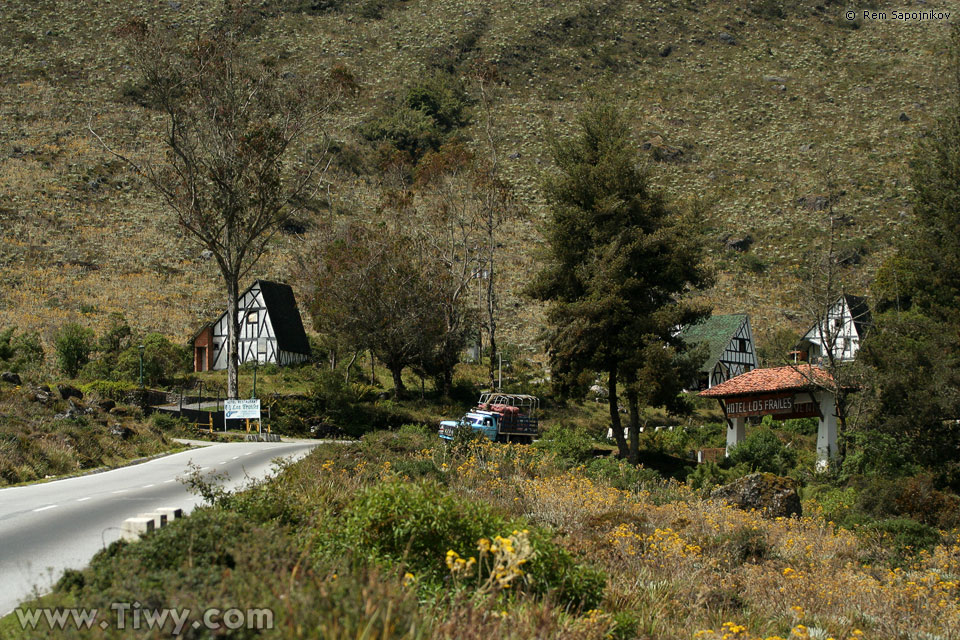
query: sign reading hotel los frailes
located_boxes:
[724,393,818,419]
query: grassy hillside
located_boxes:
[0,0,954,359]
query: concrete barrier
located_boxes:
[137,512,168,529]
[244,434,281,442]
[120,517,155,541]
[121,507,184,542]
[155,507,183,522]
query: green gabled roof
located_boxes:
[679,314,748,372]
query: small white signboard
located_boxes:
[224,399,261,420]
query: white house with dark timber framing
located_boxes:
[795,294,872,364]
[192,280,311,372]
[679,313,759,390]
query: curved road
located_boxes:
[0,440,321,615]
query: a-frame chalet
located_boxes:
[192,280,311,372]
[680,313,759,390]
[795,294,872,364]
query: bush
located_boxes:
[54,323,94,377]
[114,333,190,386]
[727,427,797,476]
[584,456,660,491]
[864,518,942,558]
[337,479,605,608]
[533,424,596,465]
[0,328,44,372]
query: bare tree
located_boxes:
[792,177,866,463]
[90,14,336,398]
[472,65,518,390]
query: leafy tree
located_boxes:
[856,36,960,473]
[55,323,94,378]
[90,11,337,398]
[300,222,449,398]
[529,101,710,463]
[115,333,191,387]
[854,310,960,471]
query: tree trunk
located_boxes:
[626,383,641,465]
[487,257,497,392]
[344,350,359,384]
[608,369,629,458]
[391,364,406,399]
[226,276,240,399]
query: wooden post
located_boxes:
[245,418,250,433]
[208,412,213,434]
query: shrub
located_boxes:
[115,333,190,386]
[727,427,797,476]
[54,323,94,377]
[584,456,660,491]
[0,327,44,372]
[337,479,605,608]
[864,518,942,559]
[533,424,596,465]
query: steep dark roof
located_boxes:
[843,294,873,339]
[679,314,748,372]
[256,280,311,355]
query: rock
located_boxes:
[651,144,685,163]
[718,32,736,45]
[109,424,135,440]
[659,44,673,57]
[58,384,83,401]
[724,235,754,252]
[199,249,213,260]
[711,472,802,518]
[1,372,21,385]
[508,152,521,160]
[797,195,830,211]
[799,143,814,152]
[31,386,52,404]
[97,399,117,412]
[899,112,911,122]
[763,75,786,83]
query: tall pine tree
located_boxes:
[530,102,710,463]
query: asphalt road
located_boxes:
[0,440,321,615]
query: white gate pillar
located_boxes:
[725,415,745,456]
[816,391,838,471]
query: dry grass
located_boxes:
[0,0,952,363]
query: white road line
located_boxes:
[164,479,175,484]
[33,505,58,512]
[219,461,227,465]
[77,497,91,502]
[198,467,208,471]
[143,484,154,488]
[244,453,253,456]
[112,490,128,494]
[232,456,239,460]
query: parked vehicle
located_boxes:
[439,393,539,443]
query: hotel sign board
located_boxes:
[724,393,819,420]
[224,399,261,420]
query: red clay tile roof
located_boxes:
[699,365,835,398]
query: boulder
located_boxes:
[1,372,21,385]
[718,32,736,45]
[724,235,754,252]
[31,386,52,404]
[711,472,801,518]
[109,424,135,440]
[57,384,83,401]
[97,399,117,412]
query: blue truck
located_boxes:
[438,393,540,444]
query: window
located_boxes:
[246,311,258,324]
